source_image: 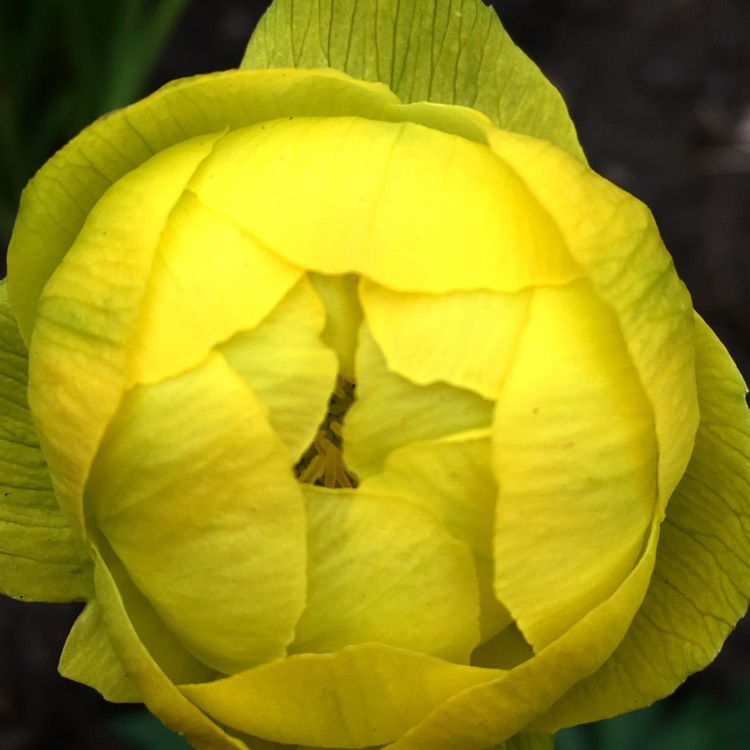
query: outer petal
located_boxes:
[184,116,581,294]
[344,326,493,478]
[0,280,92,602]
[7,68,403,343]
[91,546,247,750]
[181,645,503,748]
[88,351,307,674]
[530,314,750,729]
[290,484,480,662]
[387,522,661,750]
[27,133,224,538]
[488,129,698,511]
[492,280,657,650]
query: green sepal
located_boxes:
[59,600,141,702]
[242,0,585,162]
[0,279,93,602]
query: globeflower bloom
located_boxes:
[1,1,749,749]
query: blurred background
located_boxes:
[0,0,749,748]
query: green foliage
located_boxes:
[0,0,190,259]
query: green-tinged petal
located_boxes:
[488,129,698,511]
[28,133,223,538]
[530,315,750,729]
[59,600,141,703]
[361,281,535,399]
[220,277,337,462]
[291,484,480,662]
[492,280,656,650]
[308,273,362,380]
[387,524,661,750]
[344,326,493,478]
[181,644,504,748]
[7,67,407,343]
[88,351,307,674]
[128,187,304,387]
[185,116,581,294]
[243,0,584,162]
[91,547,247,750]
[364,431,510,643]
[0,280,92,602]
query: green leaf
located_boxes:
[0,279,93,602]
[242,0,585,162]
[530,314,750,729]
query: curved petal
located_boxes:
[387,522,661,750]
[8,68,408,343]
[0,280,93,602]
[530,314,750,729]
[488,129,698,512]
[184,115,581,294]
[27,132,224,538]
[128,186,304,387]
[181,644,503,748]
[491,280,657,651]
[88,351,307,674]
[344,326,493,478]
[220,277,338,463]
[361,281,534,399]
[291,484,480,662]
[91,546,247,750]
[364,431,511,643]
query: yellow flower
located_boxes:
[1,2,749,750]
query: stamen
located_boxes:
[294,376,359,488]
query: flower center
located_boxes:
[294,376,359,488]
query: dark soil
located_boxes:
[2,1,749,748]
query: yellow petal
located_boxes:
[344,326,493,478]
[184,115,582,293]
[8,68,407,344]
[291,484,480,662]
[492,280,657,650]
[364,431,511,643]
[181,644,503,748]
[128,186,304,387]
[91,547,247,750]
[28,132,223,538]
[220,276,338,462]
[488,128,697,512]
[387,523,661,750]
[88,351,307,674]
[361,280,535,399]
[530,314,750,729]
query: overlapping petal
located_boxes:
[492,279,657,650]
[182,115,580,294]
[530,315,750,730]
[291,484,480,661]
[344,326,493,478]
[181,645,503,748]
[88,351,307,674]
